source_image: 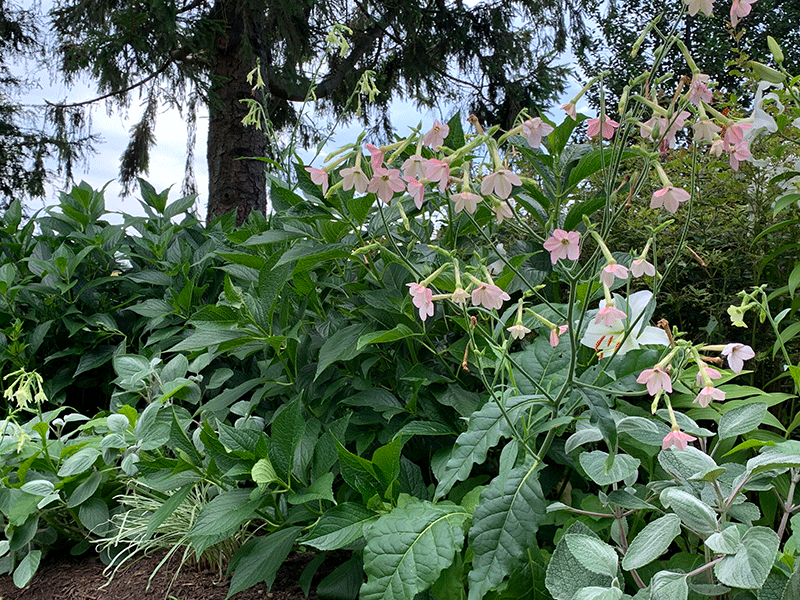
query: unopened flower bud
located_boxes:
[767,36,784,65]
[747,61,785,84]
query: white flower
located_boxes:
[581,290,670,356]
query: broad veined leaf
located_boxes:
[570,588,623,600]
[189,488,263,556]
[564,534,618,578]
[360,499,469,600]
[226,527,301,598]
[315,323,372,380]
[650,570,688,600]
[467,461,546,600]
[302,502,380,551]
[58,447,101,478]
[659,488,718,538]
[434,395,537,501]
[512,336,571,396]
[579,451,640,486]
[545,521,614,600]
[705,524,741,555]
[718,403,768,440]
[714,526,779,589]
[269,398,305,481]
[13,550,41,588]
[622,514,681,571]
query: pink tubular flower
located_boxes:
[365,143,385,171]
[693,120,722,143]
[305,167,329,195]
[423,120,449,149]
[507,323,532,340]
[640,115,667,142]
[405,177,425,209]
[368,167,406,203]
[694,386,726,408]
[550,325,569,347]
[451,191,482,214]
[724,122,753,146]
[521,118,554,148]
[664,111,691,148]
[696,366,722,387]
[425,159,450,193]
[729,141,751,171]
[401,154,429,180]
[730,0,756,26]
[543,229,581,264]
[561,103,577,120]
[721,343,755,374]
[710,139,726,157]
[471,282,510,310]
[685,0,714,17]
[636,366,673,396]
[630,258,656,278]
[494,200,514,224]
[586,115,619,140]
[600,263,629,288]
[650,186,690,214]
[481,169,522,200]
[689,74,713,104]
[662,429,697,451]
[340,166,369,193]
[407,283,434,321]
[595,305,627,327]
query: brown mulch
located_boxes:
[0,549,332,600]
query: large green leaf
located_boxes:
[579,451,640,486]
[189,488,263,556]
[302,502,379,551]
[659,488,718,538]
[714,526,779,589]
[434,395,536,501]
[622,514,681,571]
[467,462,546,600]
[226,527,301,598]
[58,447,101,477]
[718,403,768,440]
[269,398,305,481]
[564,534,618,578]
[315,323,372,380]
[512,336,571,396]
[651,571,688,600]
[545,522,614,600]
[13,550,41,588]
[360,499,469,600]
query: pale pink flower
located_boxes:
[368,167,405,203]
[481,169,522,199]
[599,263,629,288]
[471,282,510,310]
[685,0,714,17]
[407,283,434,321]
[730,0,756,26]
[729,141,751,171]
[561,103,577,120]
[405,177,425,209]
[662,429,697,451]
[365,143,385,171]
[521,118,554,148]
[586,115,619,139]
[689,74,713,104]
[401,154,429,180]
[637,366,673,396]
[724,122,753,146]
[696,366,722,387]
[494,200,514,224]
[693,120,722,143]
[693,386,726,408]
[423,120,450,149]
[650,186,690,214]
[451,288,470,305]
[710,139,726,157]
[508,323,532,340]
[664,111,691,147]
[340,166,369,193]
[640,115,667,142]
[630,258,656,278]
[305,167,329,195]
[543,229,581,264]
[721,343,755,374]
[550,325,569,347]
[595,305,627,327]
[425,159,450,193]
[451,192,482,214]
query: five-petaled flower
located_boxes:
[405,177,425,209]
[721,343,755,374]
[636,366,673,396]
[730,0,756,27]
[586,115,619,139]
[426,159,450,193]
[305,167,329,195]
[507,323,532,340]
[600,263,629,288]
[481,169,522,200]
[493,200,514,224]
[401,154,429,180]
[368,167,406,203]
[689,74,713,104]
[595,305,626,327]
[423,120,450,149]
[522,118,554,148]
[693,120,722,143]
[684,0,714,17]
[694,386,725,408]
[662,428,697,451]
[452,192,482,214]
[407,283,434,321]
[650,186,690,214]
[630,258,656,278]
[471,282,511,310]
[543,229,581,264]
[340,166,369,193]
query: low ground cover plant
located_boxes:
[2,1,800,599]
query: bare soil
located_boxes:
[0,549,330,600]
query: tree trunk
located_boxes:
[206,0,268,225]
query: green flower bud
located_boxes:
[747,61,786,84]
[767,36,784,65]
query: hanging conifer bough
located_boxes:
[47,0,590,223]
